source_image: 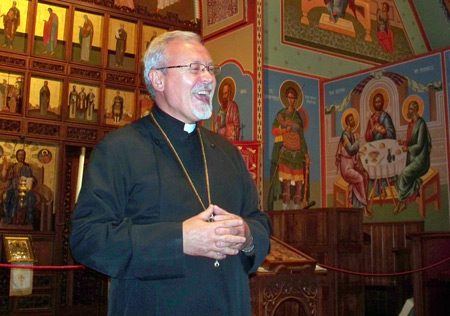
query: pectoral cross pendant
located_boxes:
[208,214,220,268]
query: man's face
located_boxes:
[373,95,384,111]
[287,92,296,107]
[407,103,417,119]
[16,151,25,162]
[155,39,216,123]
[222,85,230,105]
[347,115,355,128]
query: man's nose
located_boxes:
[200,68,214,82]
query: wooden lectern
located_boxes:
[250,236,323,316]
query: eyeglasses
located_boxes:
[156,62,221,76]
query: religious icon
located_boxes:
[33,3,67,59]
[0,0,29,53]
[68,81,99,123]
[0,140,58,231]
[72,10,103,65]
[39,80,50,115]
[78,14,93,61]
[115,23,127,67]
[215,78,241,141]
[3,236,35,262]
[138,92,154,118]
[28,76,62,119]
[267,80,314,210]
[142,24,166,56]
[104,88,135,126]
[108,18,136,70]
[42,7,58,55]
[0,70,23,114]
[1,1,20,50]
[38,149,52,164]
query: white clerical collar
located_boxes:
[184,123,196,133]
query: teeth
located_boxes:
[197,91,210,95]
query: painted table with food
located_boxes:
[359,139,407,180]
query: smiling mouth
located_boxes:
[193,90,212,103]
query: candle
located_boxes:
[75,147,86,203]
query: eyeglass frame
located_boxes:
[155,62,221,76]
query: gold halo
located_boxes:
[369,88,390,113]
[218,77,236,107]
[402,95,424,121]
[279,80,303,110]
[341,108,360,132]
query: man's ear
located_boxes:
[149,69,164,92]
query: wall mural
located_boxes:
[264,69,321,211]
[204,62,253,141]
[324,53,448,230]
[283,0,414,64]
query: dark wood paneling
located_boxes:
[411,232,450,316]
[363,221,424,286]
[266,208,364,316]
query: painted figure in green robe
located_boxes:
[394,100,431,214]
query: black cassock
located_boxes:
[70,106,272,316]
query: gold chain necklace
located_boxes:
[151,112,211,210]
[150,112,220,268]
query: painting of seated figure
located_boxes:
[0,140,57,231]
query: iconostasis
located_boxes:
[0,0,198,232]
[0,0,197,129]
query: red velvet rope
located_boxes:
[0,264,84,270]
[1,256,449,276]
[317,256,450,277]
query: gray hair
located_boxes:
[142,31,202,98]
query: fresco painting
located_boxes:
[264,68,321,211]
[204,62,253,141]
[324,53,448,229]
[283,0,414,63]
